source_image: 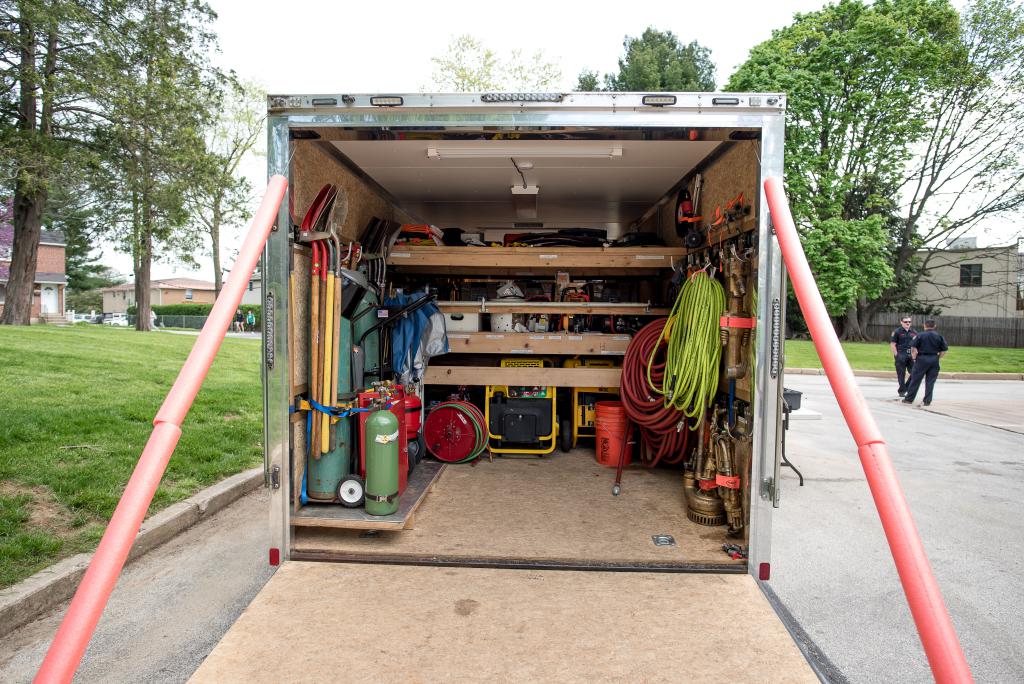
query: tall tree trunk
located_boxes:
[211,198,222,297]
[1,12,44,325]
[135,228,152,331]
[1,186,47,324]
[841,304,866,341]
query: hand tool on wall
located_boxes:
[308,241,322,462]
[329,226,343,453]
[320,240,336,455]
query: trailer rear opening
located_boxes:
[35,93,970,683]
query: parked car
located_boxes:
[103,313,129,327]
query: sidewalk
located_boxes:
[786,367,1023,381]
[156,329,260,339]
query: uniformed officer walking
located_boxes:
[889,316,917,396]
[902,319,949,407]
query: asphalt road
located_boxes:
[772,375,1024,683]
[1,376,1020,682]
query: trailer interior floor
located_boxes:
[190,562,814,683]
[291,450,744,570]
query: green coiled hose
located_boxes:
[650,270,726,427]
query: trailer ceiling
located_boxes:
[329,139,722,231]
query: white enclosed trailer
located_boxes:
[194,91,834,681]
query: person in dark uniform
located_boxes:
[889,316,917,396]
[902,320,948,406]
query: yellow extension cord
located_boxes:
[648,270,726,428]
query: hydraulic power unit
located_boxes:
[485,358,558,455]
[561,358,619,452]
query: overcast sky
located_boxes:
[100,0,1014,283]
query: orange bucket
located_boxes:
[594,401,631,468]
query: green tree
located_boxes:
[576,28,715,92]
[186,78,264,297]
[427,34,561,91]
[89,0,219,331]
[728,0,959,333]
[0,1,100,324]
[875,0,1024,322]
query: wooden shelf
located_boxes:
[425,365,622,388]
[291,461,445,531]
[387,245,687,275]
[439,301,669,316]
[444,331,631,356]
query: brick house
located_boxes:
[0,226,68,322]
[101,278,217,314]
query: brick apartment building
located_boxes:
[0,228,68,322]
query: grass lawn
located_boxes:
[0,325,262,589]
[785,339,1024,373]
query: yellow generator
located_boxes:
[485,358,558,455]
[561,358,619,452]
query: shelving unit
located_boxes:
[444,331,631,356]
[387,245,687,275]
[425,364,621,388]
[438,300,669,316]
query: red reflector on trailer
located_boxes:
[269,548,281,566]
[759,562,771,580]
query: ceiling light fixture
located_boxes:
[511,184,540,220]
[427,146,622,160]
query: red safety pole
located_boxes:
[764,177,972,684]
[34,175,288,684]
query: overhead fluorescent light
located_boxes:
[427,146,622,160]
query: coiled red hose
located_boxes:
[620,319,691,466]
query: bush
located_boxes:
[126,302,261,324]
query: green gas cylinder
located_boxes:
[365,408,400,516]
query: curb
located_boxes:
[786,368,1023,381]
[0,467,264,640]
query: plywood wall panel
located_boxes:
[291,142,398,243]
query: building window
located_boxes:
[248,281,253,292]
[959,263,982,287]
[185,288,193,300]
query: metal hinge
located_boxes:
[270,465,281,490]
[761,476,776,501]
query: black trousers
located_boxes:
[905,355,940,404]
[895,352,914,392]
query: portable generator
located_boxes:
[561,358,619,451]
[485,358,558,455]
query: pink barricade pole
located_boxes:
[764,177,972,683]
[35,175,288,684]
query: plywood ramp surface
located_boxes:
[190,562,815,683]
[293,452,741,567]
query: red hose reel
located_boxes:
[423,400,487,463]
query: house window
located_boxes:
[248,281,253,292]
[959,263,982,287]
[185,288,193,300]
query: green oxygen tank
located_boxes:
[365,408,400,516]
